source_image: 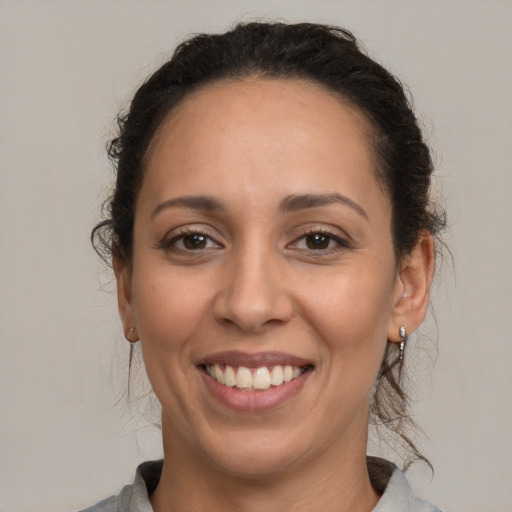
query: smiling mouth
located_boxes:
[200,363,312,391]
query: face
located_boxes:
[117,78,418,479]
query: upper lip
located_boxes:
[197,351,313,368]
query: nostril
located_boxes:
[214,294,294,331]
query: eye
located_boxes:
[178,233,210,250]
[303,233,335,250]
[163,229,221,252]
[290,230,349,252]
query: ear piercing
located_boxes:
[126,327,138,342]
[399,325,407,361]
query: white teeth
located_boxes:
[214,364,224,385]
[283,365,293,383]
[206,364,304,390]
[224,365,236,387]
[253,367,271,390]
[270,365,284,386]
[235,367,253,389]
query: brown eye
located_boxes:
[182,233,208,250]
[163,230,221,253]
[305,233,331,250]
[289,230,349,253]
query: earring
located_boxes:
[399,325,407,361]
[126,327,138,342]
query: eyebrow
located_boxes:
[279,193,368,219]
[151,195,225,218]
[151,192,368,219]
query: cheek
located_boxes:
[131,267,211,355]
[301,264,395,360]
[129,267,214,417]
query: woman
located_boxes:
[87,21,444,512]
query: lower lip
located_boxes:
[199,368,312,412]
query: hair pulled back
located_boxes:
[92,21,445,467]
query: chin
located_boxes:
[207,440,304,479]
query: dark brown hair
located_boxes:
[92,21,445,467]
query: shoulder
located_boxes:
[78,493,122,512]
[77,460,162,512]
[414,497,443,512]
[368,457,443,512]
[78,483,137,512]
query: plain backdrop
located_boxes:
[1,1,511,511]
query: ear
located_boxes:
[114,255,139,343]
[387,233,435,342]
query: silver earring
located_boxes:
[399,325,407,361]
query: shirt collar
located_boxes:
[131,457,422,512]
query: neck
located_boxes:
[150,417,379,512]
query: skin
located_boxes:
[116,78,435,512]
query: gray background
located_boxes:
[1,1,511,510]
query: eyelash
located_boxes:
[160,228,221,253]
[159,227,350,255]
[288,228,350,253]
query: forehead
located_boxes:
[141,78,389,218]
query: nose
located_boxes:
[213,248,294,333]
